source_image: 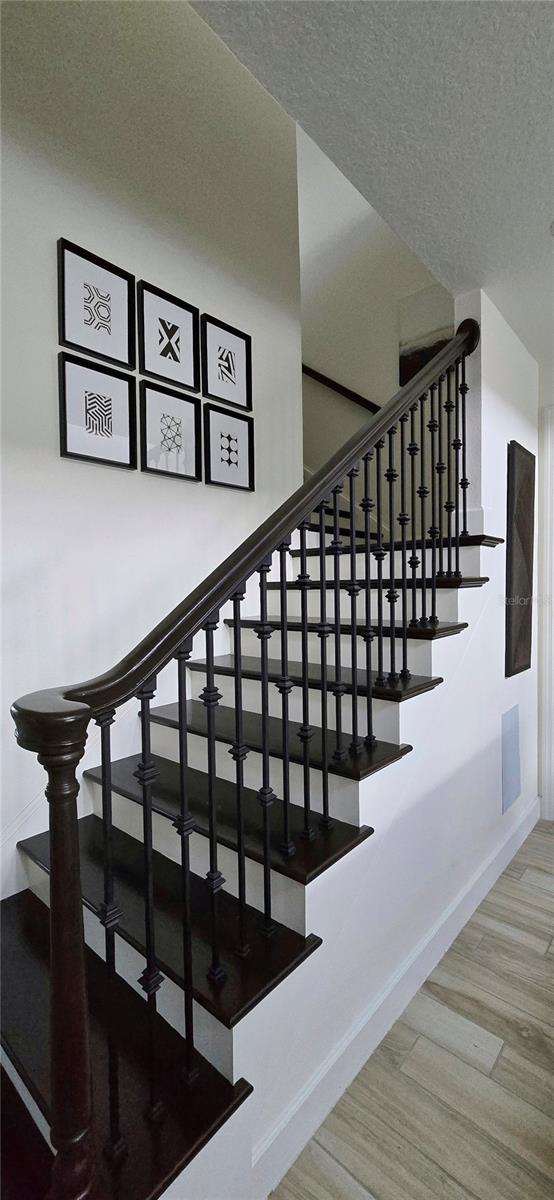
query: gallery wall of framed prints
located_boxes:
[56,237,255,490]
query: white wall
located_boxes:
[1,1,303,896]
[297,127,452,472]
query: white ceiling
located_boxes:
[193,0,554,397]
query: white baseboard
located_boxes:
[249,793,539,1199]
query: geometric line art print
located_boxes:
[160,412,183,453]
[158,319,181,362]
[217,345,236,386]
[83,282,112,335]
[220,431,239,467]
[84,390,113,438]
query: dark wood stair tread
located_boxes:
[296,532,503,552]
[1,1066,53,1200]
[151,700,412,781]
[225,618,468,641]
[1,890,252,1200]
[84,751,375,884]
[17,819,321,1029]
[188,655,443,702]
[267,576,489,590]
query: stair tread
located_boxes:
[17,818,321,1029]
[224,618,468,641]
[188,655,443,702]
[1,1066,53,1200]
[150,700,412,782]
[296,533,503,552]
[1,890,252,1200]
[84,750,375,884]
[267,576,489,590]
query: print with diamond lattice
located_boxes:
[217,346,237,386]
[220,432,239,467]
[85,391,113,438]
[160,413,183,453]
[158,319,181,362]
[83,283,111,334]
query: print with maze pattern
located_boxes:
[83,283,111,334]
[217,346,236,386]
[85,391,113,438]
[159,319,181,362]
[160,413,182,453]
[220,431,239,467]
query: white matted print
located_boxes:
[59,353,136,469]
[204,404,254,491]
[58,240,135,368]
[140,382,201,482]
[138,282,200,392]
[201,314,252,411]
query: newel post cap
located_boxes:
[11,689,92,758]
[456,318,480,356]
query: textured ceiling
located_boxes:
[193,0,553,389]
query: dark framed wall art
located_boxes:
[58,239,135,369]
[59,353,136,470]
[140,381,201,482]
[201,314,252,411]
[505,439,535,677]
[138,282,200,393]
[204,403,254,491]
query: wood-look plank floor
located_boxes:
[272,821,554,1200]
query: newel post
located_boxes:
[11,690,100,1200]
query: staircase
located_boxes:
[2,319,505,1200]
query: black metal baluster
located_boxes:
[385,428,399,681]
[317,504,333,825]
[331,487,348,761]
[374,443,387,684]
[230,586,251,954]
[428,384,439,626]
[96,710,127,1166]
[361,451,376,743]
[348,468,363,749]
[175,639,199,1083]
[201,616,226,985]
[398,416,410,677]
[445,368,455,576]
[135,677,164,1125]
[437,375,445,577]
[459,353,470,537]
[453,359,462,577]
[418,394,429,626]
[276,542,296,858]
[297,525,316,832]
[255,557,277,930]
[408,408,420,626]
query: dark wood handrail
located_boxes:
[11,319,479,740]
[302,363,380,415]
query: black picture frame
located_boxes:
[58,239,135,369]
[204,403,255,492]
[137,281,200,392]
[201,314,253,412]
[59,352,137,470]
[139,380,202,483]
[505,439,535,677]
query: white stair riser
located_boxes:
[265,586,461,623]
[188,671,401,742]
[234,627,433,676]
[85,782,308,936]
[290,544,482,581]
[150,722,362,826]
[21,858,237,1082]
